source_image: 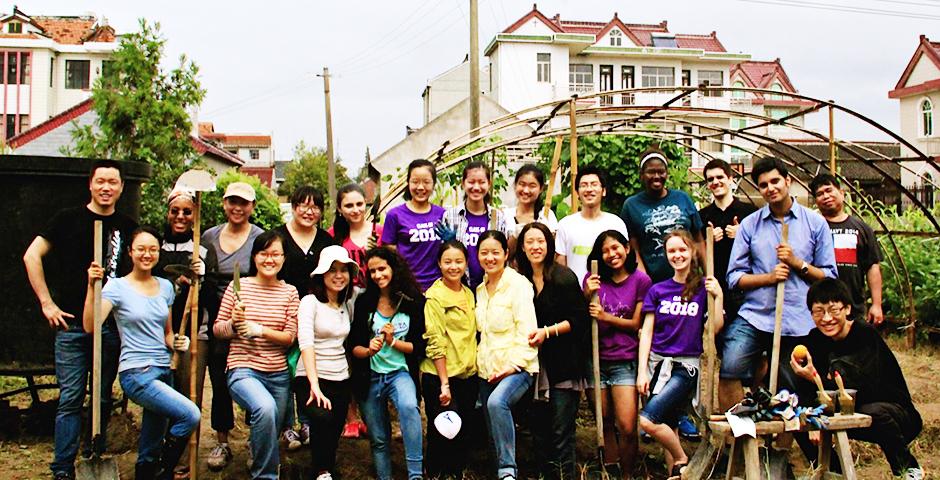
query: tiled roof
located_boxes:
[191,136,245,166]
[196,122,271,148]
[241,167,275,187]
[32,16,101,45]
[7,98,94,148]
[675,33,725,53]
[890,35,940,98]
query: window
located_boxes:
[922,98,933,137]
[651,34,678,48]
[731,118,747,130]
[641,66,674,87]
[732,80,746,99]
[610,29,622,46]
[4,114,27,139]
[769,82,784,100]
[536,53,550,83]
[769,108,788,120]
[680,70,691,105]
[4,52,29,85]
[700,127,724,154]
[621,66,635,105]
[66,60,90,89]
[6,52,16,84]
[7,22,21,34]
[569,64,593,93]
[599,65,614,105]
[49,57,54,87]
[249,149,260,160]
[699,70,723,97]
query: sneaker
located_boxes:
[207,442,232,471]
[53,473,74,480]
[903,467,924,480]
[677,416,701,440]
[342,421,360,438]
[316,473,334,480]
[284,429,303,451]
[300,423,311,445]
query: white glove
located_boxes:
[173,334,191,352]
[192,259,206,277]
[245,321,264,338]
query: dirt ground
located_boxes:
[0,335,936,479]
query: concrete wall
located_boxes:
[423,62,490,125]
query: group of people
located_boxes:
[22,148,923,480]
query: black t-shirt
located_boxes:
[805,321,916,412]
[698,198,757,291]
[827,215,882,317]
[274,224,336,298]
[532,265,590,385]
[38,205,137,327]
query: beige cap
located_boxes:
[223,182,256,202]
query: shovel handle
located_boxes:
[92,221,103,439]
[590,260,603,449]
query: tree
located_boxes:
[68,19,205,227]
[278,141,351,201]
[535,133,689,218]
[201,170,284,231]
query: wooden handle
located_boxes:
[813,371,832,403]
[169,289,194,370]
[543,136,563,220]
[189,192,203,480]
[769,223,789,394]
[703,226,717,415]
[589,259,603,448]
[569,99,579,213]
[92,220,103,438]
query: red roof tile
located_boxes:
[890,35,940,97]
[7,98,93,148]
[32,16,103,45]
[675,33,725,53]
[731,59,797,91]
[241,167,275,188]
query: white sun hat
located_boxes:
[311,245,359,277]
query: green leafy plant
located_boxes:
[201,170,284,231]
[277,141,351,202]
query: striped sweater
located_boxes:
[213,277,299,372]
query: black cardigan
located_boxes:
[348,291,427,401]
[532,265,590,385]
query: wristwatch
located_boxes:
[800,261,809,276]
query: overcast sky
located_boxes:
[26,1,940,172]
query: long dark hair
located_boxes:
[664,229,703,301]
[248,230,284,276]
[514,222,556,281]
[310,262,357,305]
[586,230,637,282]
[403,159,436,201]
[462,160,493,206]
[362,247,422,305]
[514,164,547,216]
[331,183,366,243]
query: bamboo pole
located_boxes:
[702,226,718,415]
[829,102,836,174]
[569,98,579,212]
[189,191,203,480]
[769,223,789,394]
[543,136,563,220]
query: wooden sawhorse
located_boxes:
[703,413,871,480]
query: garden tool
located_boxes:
[833,371,855,415]
[589,260,607,477]
[769,223,789,393]
[812,368,834,414]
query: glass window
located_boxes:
[769,82,784,100]
[699,70,723,97]
[66,60,90,89]
[536,53,550,83]
[6,52,16,84]
[250,149,260,160]
[731,118,747,130]
[922,98,933,137]
[769,108,788,120]
[101,60,115,80]
[49,57,54,87]
[610,29,622,46]
[732,80,746,99]
[641,66,675,87]
[651,35,678,48]
[7,22,21,34]
[569,64,593,93]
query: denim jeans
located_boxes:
[530,387,580,480]
[227,368,291,480]
[479,372,535,479]
[641,360,698,428]
[359,369,423,480]
[50,325,120,477]
[120,366,201,464]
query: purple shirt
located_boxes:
[380,203,445,291]
[463,211,489,289]
[585,270,652,361]
[642,279,707,357]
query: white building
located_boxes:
[890,35,940,189]
[198,122,275,187]
[0,7,118,142]
[421,58,490,126]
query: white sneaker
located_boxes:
[316,473,333,480]
[903,467,924,480]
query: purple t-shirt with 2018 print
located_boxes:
[641,279,708,357]
[584,270,652,361]
[380,203,445,291]
[463,211,490,289]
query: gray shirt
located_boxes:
[202,223,264,300]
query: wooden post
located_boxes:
[769,223,789,394]
[91,221,103,443]
[569,98,579,212]
[189,191,203,480]
[321,67,337,202]
[702,226,717,415]
[828,102,836,175]
[590,260,605,465]
[543,136,563,220]
[469,0,480,131]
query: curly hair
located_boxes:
[362,246,423,303]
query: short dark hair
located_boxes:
[806,278,852,309]
[809,173,840,196]
[750,157,789,183]
[290,185,325,209]
[248,230,284,276]
[703,159,733,177]
[89,159,124,182]
[514,164,547,214]
[575,165,606,192]
[128,225,162,248]
[437,239,468,264]
[403,159,437,201]
[478,230,509,254]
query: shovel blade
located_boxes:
[76,456,120,480]
[175,169,216,192]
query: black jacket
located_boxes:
[532,265,590,384]
[154,229,220,335]
[348,291,427,401]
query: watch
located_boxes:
[800,261,809,276]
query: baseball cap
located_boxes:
[223,182,256,202]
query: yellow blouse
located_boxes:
[420,279,478,379]
[475,267,539,378]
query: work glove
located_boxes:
[173,334,191,352]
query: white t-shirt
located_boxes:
[502,206,559,238]
[555,211,629,284]
[296,295,351,381]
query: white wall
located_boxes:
[907,55,940,86]
[423,62,490,124]
[493,42,568,113]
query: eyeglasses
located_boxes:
[811,305,846,319]
[133,247,160,255]
[296,204,321,214]
[257,252,284,260]
[169,207,193,216]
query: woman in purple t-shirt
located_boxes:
[583,229,651,476]
[637,230,723,478]
[380,159,445,291]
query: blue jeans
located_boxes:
[641,361,698,428]
[227,368,291,480]
[530,387,580,480]
[720,317,804,391]
[51,326,120,477]
[359,370,423,480]
[479,372,534,479]
[120,366,200,464]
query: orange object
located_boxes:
[793,344,809,362]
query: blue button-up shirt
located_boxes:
[727,199,837,336]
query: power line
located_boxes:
[203,77,317,117]
[737,0,940,20]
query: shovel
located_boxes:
[589,260,607,477]
[173,169,215,480]
[833,371,855,415]
[76,220,119,479]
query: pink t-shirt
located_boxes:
[328,224,384,288]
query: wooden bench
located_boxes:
[704,413,871,480]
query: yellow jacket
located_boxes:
[475,267,539,378]
[420,279,478,379]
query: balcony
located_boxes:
[918,137,940,156]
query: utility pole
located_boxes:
[469,0,480,131]
[319,67,337,202]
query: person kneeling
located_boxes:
[791,278,923,480]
